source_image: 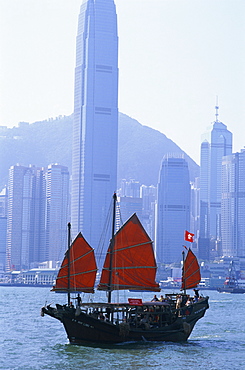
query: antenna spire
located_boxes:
[215,96,219,122]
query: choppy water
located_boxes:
[1,287,245,370]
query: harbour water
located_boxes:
[1,287,245,370]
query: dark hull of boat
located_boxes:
[42,297,209,345]
[217,287,245,294]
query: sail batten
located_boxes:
[108,241,153,253]
[98,213,160,292]
[56,269,98,280]
[53,233,97,294]
[181,248,201,290]
[102,266,157,271]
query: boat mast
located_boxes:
[182,250,186,295]
[108,193,117,303]
[67,222,71,306]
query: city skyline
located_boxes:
[1,0,245,271]
[1,0,244,164]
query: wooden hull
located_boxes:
[42,297,209,345]
[217,287,245,294]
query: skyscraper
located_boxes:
[71,0,118,253]
[6,165,35,271]
[29,167,46,266]
[199,107,232,255]
[0,187,8,271]
[221,149,245,257]
[5,164,70,271]
[156,155,190,264]
[46,164,70,265]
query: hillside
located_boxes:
[0,113,199,189]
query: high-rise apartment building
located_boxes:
[222,150,245,257]
[5,164,69,271]
[71,0,118,253]
[0,187,8,217]
[0,217,7,271]
[0,187,7,270]
[6,165,36,271]
[118,196,143,224]
[156,156,190,264]
[28,167,46,266]
[140,184,157,239]
[46,164,70,264]
[199,107,232,256]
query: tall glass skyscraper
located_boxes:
[71,0,118,254]
[199,109,232,246]
[156,156,190,264]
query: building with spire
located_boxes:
[156,155,190,264]
[71,0,119,255]
[199,105,232,259]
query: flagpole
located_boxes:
[183,230,194,295]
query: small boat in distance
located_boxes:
[217,261,245,294]
[41,194,209,345]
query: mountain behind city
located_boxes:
[0,112,199,189]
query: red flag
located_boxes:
[184,230,194,243]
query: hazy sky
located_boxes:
[0,0,244,164]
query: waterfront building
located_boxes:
[156,155,191,264]
[71,0,119,256]
[221,149,245,257]
[199,106,232,257]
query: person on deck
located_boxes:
[176,295,182,309]
[151,295,159,302]
[76,294,82,307]
[99,312,105,321]
[193,289,199,302]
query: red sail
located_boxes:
[181,248,201,290]
[52,233,97,293]
[98,214,160,292]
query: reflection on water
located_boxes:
[1,288,245,370]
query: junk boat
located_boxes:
[41,194,209,345]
